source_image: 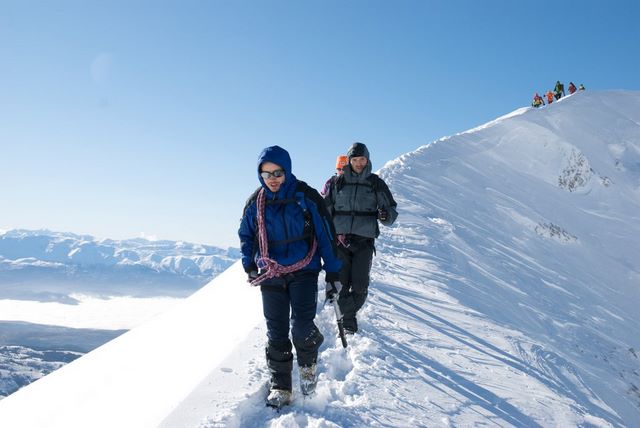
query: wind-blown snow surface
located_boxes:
[1,90,639,427]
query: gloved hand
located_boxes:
[325,281,343,301]
[247,270,259,282]
[378,208,389,222]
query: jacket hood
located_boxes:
[347,142,370,160]
[345,142,372,179]
[257,145,297,196]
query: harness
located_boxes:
[250,187,317,286]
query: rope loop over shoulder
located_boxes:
[251,188,317,286]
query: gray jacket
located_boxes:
[324,162,398,239]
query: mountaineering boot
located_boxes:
[293,327,323,395]
[342,316,358,334]
[299,364,317,396]
[266,388,292,408]
[266,340,293,391]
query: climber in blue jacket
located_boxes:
[238,145,341,408]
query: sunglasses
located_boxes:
[260,169,285,179]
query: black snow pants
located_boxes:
[261,271,324,391]
[337,235,375,332]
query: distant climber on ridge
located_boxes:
[554,80,565,100]
[532,92,545,108]
[546,90,555,105]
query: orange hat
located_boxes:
[336,155,348,170]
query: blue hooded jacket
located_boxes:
[238,146,341,282]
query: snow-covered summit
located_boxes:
[1,90,639,427]
[378,89,640,425]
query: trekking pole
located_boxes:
[329,295,348,348]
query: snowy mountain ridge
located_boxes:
[1,90,639,427]
[375,90,640,425]
[0,229,240,299]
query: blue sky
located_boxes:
[1,1,638,247]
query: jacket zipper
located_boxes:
[349,181,359,232]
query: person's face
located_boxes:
[350,156,368,174]
[260,161,285,192]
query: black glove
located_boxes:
[325,281,343,301]
[247,270,259,281]
[378,208,389,222]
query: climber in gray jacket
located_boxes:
[323,142,398,333]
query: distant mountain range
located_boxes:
[0,229,240,301]
[0,229,240,398]
[0,321,125,399]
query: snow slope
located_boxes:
[1,90,639,427]
[0,262,263,427]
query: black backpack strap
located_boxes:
[298,180,339,256]
[333,210,378,217]
[242,187,262,216]
[336,178,374,191]
[243,187,262,262]
[294,181,317,249]
[335,174,345,193]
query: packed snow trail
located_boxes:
[192,268,621,427]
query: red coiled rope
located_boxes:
[250,188,317,286]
